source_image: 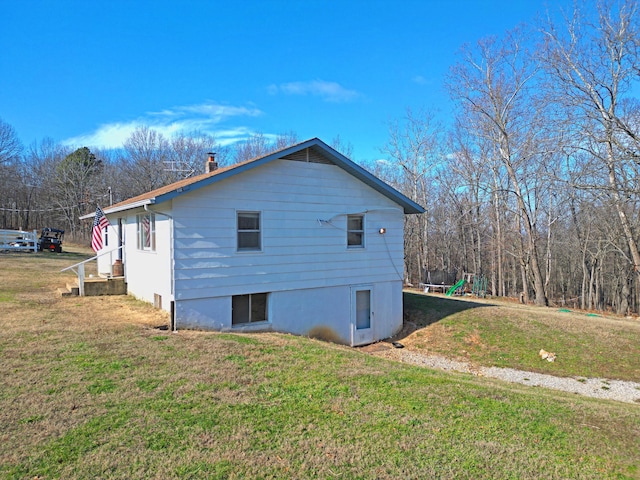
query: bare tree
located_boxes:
[234,133,272,163]
[381,108,443,284]
[448,28,550,306]
[274,131,299,151]
[0,118,24,228]
[541,0,640,294]
[53,147,103,236]
[20,138,71,229]
[0,118,22,166]
[233,131,302,163]
[167,130,221,177]
[330,134,354,158]
[447,123,494,278]
[121,126,172,196]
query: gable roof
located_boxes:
[88,138,425,217]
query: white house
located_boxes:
[87,138,424,346]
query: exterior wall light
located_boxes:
[379,228,386,234]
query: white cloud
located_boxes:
[63,122,138,149]
[412,75,431,85]
[268,80,360,103]
[62,102,265,149]
[149,103,263,120]
[212,127,273,147]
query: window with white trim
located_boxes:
[232,293,269,325]
[347,214,364,248]
[136,213,156,251]
[237,211,261,251]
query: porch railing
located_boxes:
[61,246,123,296]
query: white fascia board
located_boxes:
[312,140,425,215]
[79,199,156,220]
[104,198,156,215]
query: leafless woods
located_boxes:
[380,1,640,314]
[1,1,639,314]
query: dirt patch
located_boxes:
[307,325,344,344]
[358,342,393,353]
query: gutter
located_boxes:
[79,198,156,220]
[106,198,156,216]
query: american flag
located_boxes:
[142,215,151,248]
[91,206,109,252]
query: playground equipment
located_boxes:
[421,270,489,298]
[471,274,488,298]
[445,278,465,296]
[420,269,457,293]
[444,273,489,297]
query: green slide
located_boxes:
[445,278,465,296]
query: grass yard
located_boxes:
[1,247,639,479]
[402,291,640,381]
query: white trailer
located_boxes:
[0,229,38,252]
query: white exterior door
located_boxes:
[351,286,373,346]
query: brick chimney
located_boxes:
[206,152,218,173]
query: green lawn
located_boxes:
[403,292,640,380]
[1,249,639,479]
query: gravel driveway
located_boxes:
[370,347,640,404]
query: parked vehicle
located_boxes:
[38,228,64,253]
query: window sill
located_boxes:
[231,321,271,330]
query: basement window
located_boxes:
[232,293,269,325]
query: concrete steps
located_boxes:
[58,283,80,297]
[58,277,127,297]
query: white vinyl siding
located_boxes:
[124,211,173,310]
[171,159,404,301]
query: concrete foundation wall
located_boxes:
[175,281,403,345]
[83,278,127,296]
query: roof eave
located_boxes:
[81,137,425,217]
[151,142,329,204]
[306,139,425,214]
[105,198,156,215]
[154,158,276,204]
[79,198,156,220]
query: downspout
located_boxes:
[144,204,176,331]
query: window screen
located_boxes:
[347,214,364,247]
[237,212,261,251]
[232,293,268,325]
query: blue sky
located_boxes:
[1,0,572,164]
